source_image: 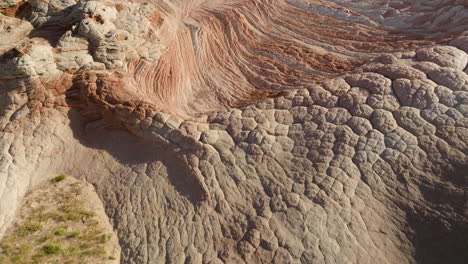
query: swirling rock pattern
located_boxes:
[0,0,467,263]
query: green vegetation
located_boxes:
[51,173,67,183]
[17,222,42,237]
[43,243,60,255]
[54,229,66,236]
[68,231,80,238]
[36,235,50,244]
[0,176,116,263]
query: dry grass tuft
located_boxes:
[0,174,118,263]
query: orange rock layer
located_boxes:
[2,0,467,120]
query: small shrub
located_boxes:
[18,222,42,237]
[79,244,90,250]
[0,242,11,253]
[54,229,66,236]
[108,256,116,260]
[51,174,67,183]
[68,231,80,238]
[49,213,66,222]
[43,243,60,255]
[36,235,50,244]
[99,234,112,244]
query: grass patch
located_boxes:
[68,231,80,239]
[43,243,60,255]
[64,246,78,257]
[80,246,105,257]
[99,234,112,244]
[0,175,116,263]
[51,174,67,183]
[36,235,50,244]
[0,241,33,263]
[54,229,66,236]
[17,222,42,237]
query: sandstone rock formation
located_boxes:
[0,0,467,263]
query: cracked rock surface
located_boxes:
[1,0,467,264]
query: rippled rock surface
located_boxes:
[1,0,467,263]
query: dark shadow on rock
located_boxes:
[409,210,467,264]
[407,165,468,264]
[18,2,83,46]
[66,109,205,204]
